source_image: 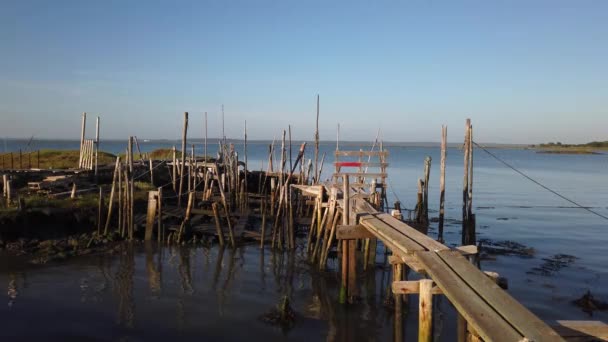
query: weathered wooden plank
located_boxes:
[376,213,449,252]
[359,215,424,255]
[553,321,608,339]
[455,244,478,255]
[416,251,523,342]
[336,224,375,240]
[437,250,564,341]
[334,162,389,168]
[332,172,387,178]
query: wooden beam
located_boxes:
[392,280,442,295]
[336,224,375,240]
[456,244,478,256]
[388,254,425,273]
[552,321,608,340]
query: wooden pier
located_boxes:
[294,144,605,341]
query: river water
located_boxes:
[1,139,607,340]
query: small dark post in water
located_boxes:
[178,112,188,207]
[438,125,447,242]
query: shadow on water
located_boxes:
[0,240,462,341]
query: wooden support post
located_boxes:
[423,156,431,224]
[172,146,177,192]
[260,197,266,249]
[212,202,225,246]
[97,186,103,235]
[149,159,154,185]
[314,94,320,183]
[157,187,163,242]
[439,125,447,242]
[103,157,120,235]
[95,116,100,176]
[462,119,471,245]
[178,112,188,207]
[70,182,77,199]
[2,174,7,198]
[419,279,433,342]
[394,263,403,342]
[145,191,159,240]
[5,180,11,205]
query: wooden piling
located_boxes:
[145,191,159,240]
[70,182,77,199]
[157,187,163,242]
[340,175,350,304]
[172,146,177,192]
[178,112,188,207]
[314,94,320,183]
[394,263,403,341]
[438,125,447,242]
[419,279,434,342]
[2,174,7,198]
[5,180,11,205]
[97,186,103,235]
[95,116,100,176]
[149,159,154,185]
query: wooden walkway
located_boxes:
[352,197,564,341]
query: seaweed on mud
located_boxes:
[573,290,608,315]
[260,295,296,331]
[479,239,535,258]
[526,254,578,276]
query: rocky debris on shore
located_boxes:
[0,232,124,264]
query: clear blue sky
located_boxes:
[1,0,606,143]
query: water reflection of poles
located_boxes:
[145,242,161,297]
[114,244,135,328]
[7,273,18,308]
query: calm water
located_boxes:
[1,139,607,340]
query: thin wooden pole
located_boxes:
[79,112,86,168]
[462,119,471,245]
[340,175,350,304]
[97,187,103,235]
[95,116,100,176]
[172,146,177,192]
[178,112,188,207]
[157,187,163,242]
[204,112,208,162]
[438,125,447,242]
[149,159,154,185]
[104,157,120,234]
[314,94,320,183]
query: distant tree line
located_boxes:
[538,141,608,148]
